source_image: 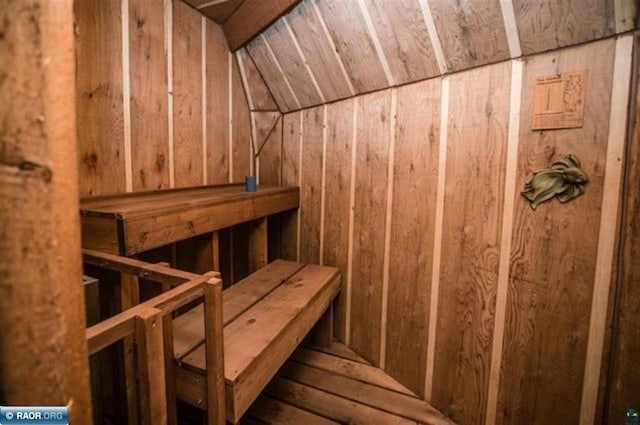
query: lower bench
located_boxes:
[173,260,341,423]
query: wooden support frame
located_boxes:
[248,217,268,273]
[84,250,225,425]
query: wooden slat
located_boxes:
[432,61,510,424]
[322,98,354,342]
[497,39,616,425]
[129,0,170,191]
[304,341,371,365]
[222,0,301,50]
[231,55,252,182]
[252,111,280,154]
[259,117,283,186]
[292,347,414,396]
[75,0,125,196]
[237,48,278,111]
[314,0,388,93]
[286,1,353,102]
[278,362,454,424]
[249,394,339,425]
[173,0,203,187]
[204,280,226,425]
[265,376,417,425]
[300,106,324,263]
[363,0,440,84]
[385,79,441,398]
[173,260,305,358]
[121,274,141,425]
[281,112,303,260]
[206,20,231,184]
[350,89,392,365]
[428,0,510,72]
[513,0,617,56]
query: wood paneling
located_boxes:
[315,0,388,93]
[129,0,169,191]
[237,48,278,111]
[199,0,245,23]
[259,118,283,186]
[205,20,230,184]
[432,61,511,424]
[262,19,322,108]
[364,0,440,84]
[299,106,324,263]
[281,111,302,261]
[513,0,616,56]
[76,0,125,196]
[385,79,441,397]
[286,0,353,102]
[246,35,299,112]
[350,90,392,365]
[497,39,616,425]
[231,56,252,182]
[322,99,355,342]
[428,0,510,72]
[172,1,203,187]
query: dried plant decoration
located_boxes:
[522,154,588,210]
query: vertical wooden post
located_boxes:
[121,274,140,425]
[310,304,334,348]
[212,231,220,271]
[155,262,178,425]
[0,0,92,422]
[135,306,168,425]
[248,217,268,273]
[204,277,226,425]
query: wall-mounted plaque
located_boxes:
[532,70,587,130]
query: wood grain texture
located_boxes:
[281,111,302,261]
[299,106,324,264]
[246,35,298,112]
[315,0,388,93]
[172,0,203,187]
[385,79,441,398]
[286,0,353,102]
[322,98,355,342]
[364,0,440,85]
[237,48,278,111]
[497,39,616,425]
[75,0,125,196]
[513,0,616,56]
[350,90,392,365]
[263,19,322,108]
[259,117,283,186]
[199,0,245,24]
[129,0,169,191]
[231,56,251,182]
[206,20,230,184]
[432,61,511,424]
[428,0,510,72]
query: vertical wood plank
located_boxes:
[432,61,511,424]
[281,112,302,261]
[237,48,279,111]
[248,217,268,273]
[129,0,170,191]
[121,273,140,425]
[497,39,616,425]
[350,89,392,365]
[300,106,324,264]
[259,118,283,186]
[323,98,355,342]
[231,56,252,182]
[385,79,441,397]
[172,0,203,187]
[206,20,230,185]
[204,279,226,425]
[76,0,126,196]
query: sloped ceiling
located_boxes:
[241,0,634,112]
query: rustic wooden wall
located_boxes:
[75,0,252,197]
[280,35,634,424]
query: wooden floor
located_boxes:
[237,342,454,425]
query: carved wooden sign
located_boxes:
[532,70,587,130]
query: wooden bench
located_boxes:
[173,260,341,423]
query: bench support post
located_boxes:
[121,273,140,425]
[248,217,268,273]
[204,278,226,425]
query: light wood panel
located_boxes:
[173,0,203,187]
[205,20,230,184]
[428,0,510,72]
[286,0,353,102]
[350,89,392,365]
[513,0,616,56]
[364,0,440,84]
[322,98,355,342]
[497,39,616,425]
[259,118,283,186]
[231,56,251,182]
[129,0,169,191]
[75,0,125,196]
[299,106,324,263]
[237,48,278,111]
[281,111,302,261]
[432,61,511,424]
[199,0,245,23]
[385,79,441,397]
[315,0,388,93]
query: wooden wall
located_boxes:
[75,0,252,197]
[280,36,634,424]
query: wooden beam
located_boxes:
[223,0,302,50]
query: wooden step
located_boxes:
[248,394,338,425]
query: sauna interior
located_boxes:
[3,0,640,424]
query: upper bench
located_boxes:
[80,184,299,255]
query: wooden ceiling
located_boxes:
[239,0,632,112]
